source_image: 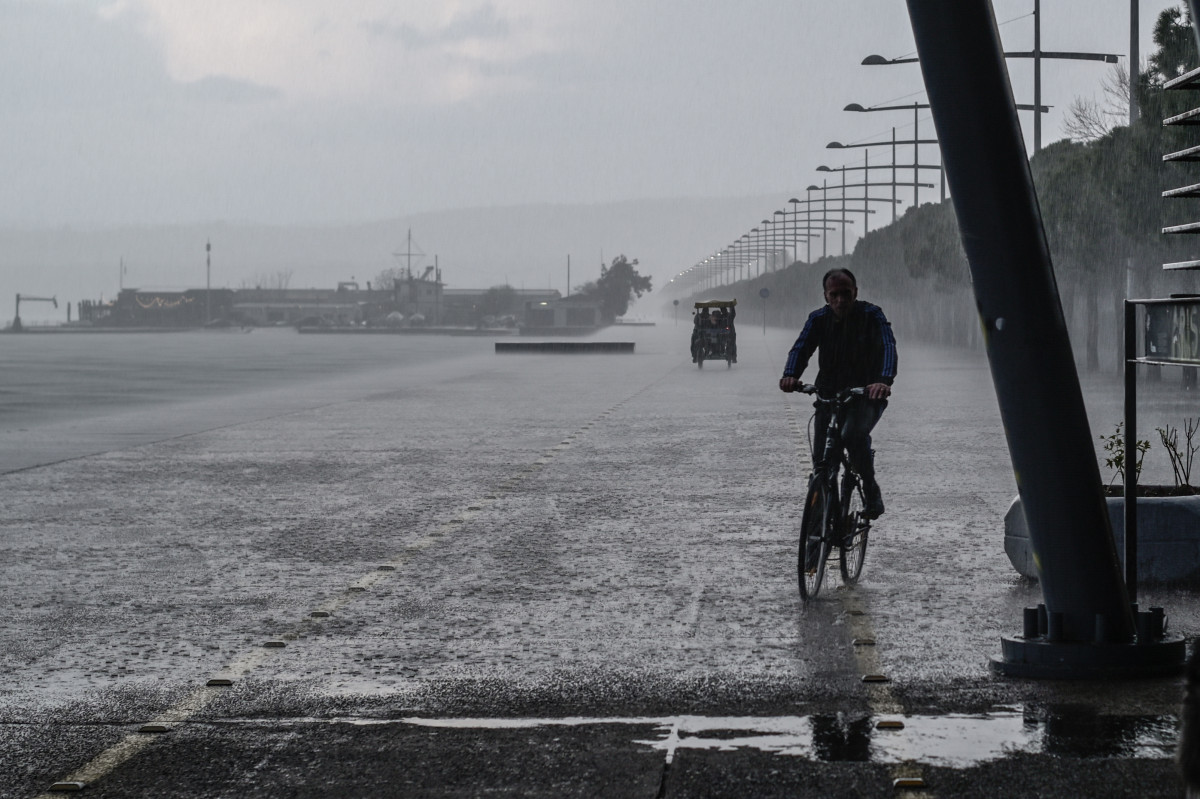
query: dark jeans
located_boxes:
[812,397,886,484]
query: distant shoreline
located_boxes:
[3,325,191,334]
[3,324,518,335]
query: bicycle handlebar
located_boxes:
[796,385,866,400]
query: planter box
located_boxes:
[1004,493,1200,585]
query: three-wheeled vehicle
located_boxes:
[690,299,737,368]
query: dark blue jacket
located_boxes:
[782,301,897,393]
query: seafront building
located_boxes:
[72,280,581,331]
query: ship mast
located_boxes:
[392,228,425,279]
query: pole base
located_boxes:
[991,633,1186,679]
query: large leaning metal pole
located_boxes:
[905,0,1183,677]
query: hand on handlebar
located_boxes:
[779,376,801,393]
[866,382,891,400]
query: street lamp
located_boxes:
[816,162,926,229]
[860,54,918,66]
[749,228,760,280]
[843,110,940,205]
[843,101,1046,204]
[861,1,1117,152]
[778,202,823,268]
[809,184,826,260]
[773,209,787,270]
[799,182,860,259]
[760,219,772,275]
[827,137,940,209]
[747,227,758,279]
[1130,0,1140,126]
[789,198,802,264]
[804,188,816,263]
[736,239,747,282]
[819,162,897,237]
[729,231,748,281]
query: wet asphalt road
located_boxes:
[1,324,1198,797]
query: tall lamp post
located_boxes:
[773,209,787,269]
[844,100,1048,203]
[755,223,767,277]
[779,201,823,267]
[749,228,760,280]
[862,9,1117,154]
[1131,0,1140,126]
[732,236,745,283]
[817,162,925,231]
[205,240,211,325]
[760,219,772,275]
[805,187,817,262]
[808,183,828,260]
[789,198,802,264]
[796,182,861,258]
[828,135,940,209]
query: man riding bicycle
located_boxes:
[779,268,897,519]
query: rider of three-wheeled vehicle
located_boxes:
[690,299,737,368]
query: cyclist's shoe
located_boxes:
[863,482,885,520]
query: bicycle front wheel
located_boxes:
[798,479,832,600]
[839,472,870,583]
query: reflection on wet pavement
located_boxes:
[398,705,1178,768]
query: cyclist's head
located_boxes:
[823,269,858,319]
[821,268,857,291]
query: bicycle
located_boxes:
[794,385,872,600]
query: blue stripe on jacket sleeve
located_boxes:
[871,305,898,381]
[783,309,822,377]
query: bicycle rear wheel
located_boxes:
[839,472,870,583]
[798,479,832,600]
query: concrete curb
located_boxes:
[496,342,635,353]
[1004,494,1200,585]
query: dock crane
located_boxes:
[12,293,57,332]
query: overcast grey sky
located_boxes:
[0,1,1185,319]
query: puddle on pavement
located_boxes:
[400,706,1178,767]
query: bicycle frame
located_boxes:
[806,387,867,495]
[796,386,871,599]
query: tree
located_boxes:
[1149,6,1198,83]
[478,284,517,320]
[896,202,968,289]
[585,255,652,320]
[372,267,406,292]
[1063,63,1130,143]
